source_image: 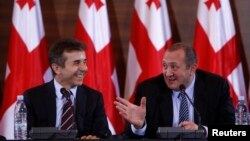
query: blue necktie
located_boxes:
[179,92,189,123]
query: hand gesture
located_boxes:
[114,97,146,129]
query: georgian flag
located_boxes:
[75,0,124,134]
[124,0,172,102]
[194,0,248,107]
[0,0,52,139]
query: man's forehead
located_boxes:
[76,53,87,61]
[64,51,86,60]
[79,53,85,59]
[162,59,178,64]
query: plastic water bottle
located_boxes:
[14,95,27,140]
[235,96,248,125]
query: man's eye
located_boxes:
[172,65,179,70]
[74,61,80,65]
[163,64,167,69]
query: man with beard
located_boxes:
[114,43,235,138]
[24,38,111,139]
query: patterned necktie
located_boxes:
[178,92,189,123]
[60,88,74,130]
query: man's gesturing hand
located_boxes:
[114,97,146,129]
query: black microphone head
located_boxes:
[179,84,186,93]
[0,135,6,141]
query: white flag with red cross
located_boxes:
[0,0,52,139]
[194,0,248,108]
[75,0,124,134]
[124,0,172,102]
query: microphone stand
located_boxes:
[180,85,205,137]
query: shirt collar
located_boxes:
[53,78,77,99]
[172,74,196,99]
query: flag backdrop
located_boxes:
[124,0,172,102]
[194,0,248,107]
[0,0,52,139]
[75,0,124,134]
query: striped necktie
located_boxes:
[178,92,189,123]
[60,88,74,130]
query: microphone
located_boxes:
[179,84,201,127]
[0,135,6,141]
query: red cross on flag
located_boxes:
[124,0,172,102]
[75,0,124,134]
[194,0,248,107]
[0,0,52,139]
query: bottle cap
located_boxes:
[239,96,244,101]
[17,95,23,100]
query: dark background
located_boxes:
[0,0,250,101]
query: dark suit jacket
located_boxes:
[126,69,235,138]
[23,80,111,138]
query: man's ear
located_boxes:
[51,63,61,75]
[190,63,197,74]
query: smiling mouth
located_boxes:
[76,73,85,78]
[168,75,176,81]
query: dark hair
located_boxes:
[167,43,197,68]
[48,38,86,74]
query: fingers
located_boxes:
[140,97,146,108]
[114,97,129,119]
[114,100,127,111]
[81,135,100,139]
[114,102,127,116]
[179,121,188,127]
[179,121,198,130]
[115,96,131,106]
[114,97,128,113]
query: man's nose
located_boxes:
[164,68,173,76]
[79,63,88,71]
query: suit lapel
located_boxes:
[158,75,173,126]
[194,72,208,125]
[45,80,57,126]
[75,85,87,118]
[159,89,173,126]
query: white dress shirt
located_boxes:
[53,79,77,128]
[172,76,195,127]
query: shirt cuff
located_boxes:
[131,121,147,136]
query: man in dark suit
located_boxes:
[114,43,235,138]
[24,38,111,139]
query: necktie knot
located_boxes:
[60,88,71,100]
[178,92,185,99]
